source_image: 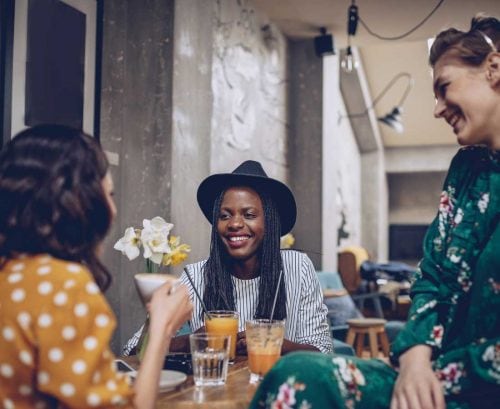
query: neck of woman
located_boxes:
[230,257,260,280]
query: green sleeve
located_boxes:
[433,338,500,397]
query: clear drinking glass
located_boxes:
[204,310,239,362]
[189,333,230,386]
[246,319,285,383]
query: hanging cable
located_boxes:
[356,0,445,41]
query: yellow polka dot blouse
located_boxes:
[0,254,134,408]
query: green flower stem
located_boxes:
[137,315,150,361]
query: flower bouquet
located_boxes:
[114,216,190,273]
[114,216,190,359]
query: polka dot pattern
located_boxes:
[7,272,23,284]
[74,303,89,317]
[1,255,133,406]
[36,265,51,275]
[11,288,26,302]
[19,350,33,365]
[95,314,110,328]
[62,326,76,341]
[84,336,98,351]
[48,348,64,362]
[2,327,15,341]
[53,291,68,306]
[38,281,53,295]
[38,314,53,328]
[60,383,75,397]
[0,363,14,378]
[72,360,87,375]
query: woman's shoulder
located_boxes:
[280,250,313,269]
[184,259,208,273]
[450,145,490,171]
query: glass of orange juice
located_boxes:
[246,319,285,383]
[205,311,239,361]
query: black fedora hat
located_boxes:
[197,160,297,235]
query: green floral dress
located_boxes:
[250,146,500,409]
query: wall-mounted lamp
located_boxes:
[314,27,335,57]
[341,3,359,72]
[340,72,414,133]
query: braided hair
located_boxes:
[202,186,287,321]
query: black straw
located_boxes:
[183,267,213,320]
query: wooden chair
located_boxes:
[346,318,390,358]
[338,246,385,318]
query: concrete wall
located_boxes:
[99,0,176,353]
[322,55,361,271]
[99,0,291,353]
[288,39,322,267]
[388,172,446,225]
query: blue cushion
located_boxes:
[332,338,355,356]
[316,271,344,290]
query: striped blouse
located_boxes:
[181,250,333,354]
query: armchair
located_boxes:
[317,271,405,347]
[337,246,385,318]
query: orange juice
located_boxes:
[205,311,239,360]
[245,319,285,382]
[248,349,281,376]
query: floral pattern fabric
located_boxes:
[250,147,500,408]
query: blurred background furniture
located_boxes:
[337,245,414,319]
[345,318,390,358]
[317,270,405,352]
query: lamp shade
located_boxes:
[378,106,404,133]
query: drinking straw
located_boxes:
[269,269,283,322]
[183,267,213,320]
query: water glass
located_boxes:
[189,333,230,386]
[246,319,285,383]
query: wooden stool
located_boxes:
[346,318,390,358]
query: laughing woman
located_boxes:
[250,14,500,409]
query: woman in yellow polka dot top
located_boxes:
[0,125,193,409]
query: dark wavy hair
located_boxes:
[0,124,113,290]
[429,14,500,67]
[202,186,286,321]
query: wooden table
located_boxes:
[124,355,258,408]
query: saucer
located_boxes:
[127,369,187,392]
[158,370,187,391]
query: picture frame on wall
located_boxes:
[2,0,100,144]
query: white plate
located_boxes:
[158,370,187,391]
[127,369,187,392]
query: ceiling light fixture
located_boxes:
[340,72,414,133]
[341,2,359,73]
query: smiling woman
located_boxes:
[122,160,333,357]
[250,14,500,409]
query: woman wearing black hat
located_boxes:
[123,160,332,355]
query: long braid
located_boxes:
[202,192,235,319]
[201,187,287,321]
[255,192,286,320]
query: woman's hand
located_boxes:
[134,281,192,409]
[148,281,193,350]
[390,345,445,409]
[236,331,247,355]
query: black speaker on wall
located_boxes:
[314,27,335,58]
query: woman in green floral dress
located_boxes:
[250,15,500,409]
